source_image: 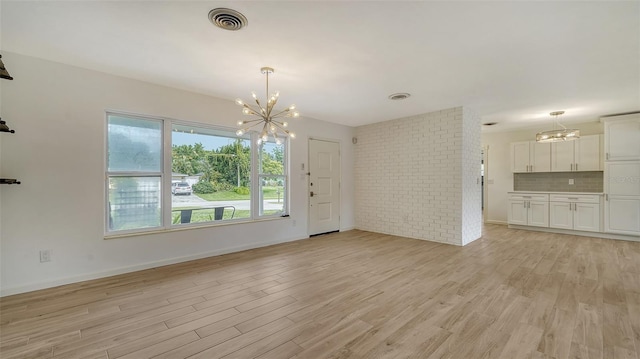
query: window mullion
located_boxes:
[251,133,260,219]
[162,119,172,229]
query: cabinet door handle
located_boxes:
[575,163,578,171]
[528,201,531,209]
[530,165,533,172]
[605,194,609,201]
[524,201,527,208]
[606,153,609,160]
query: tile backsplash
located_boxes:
[514,171,603,192]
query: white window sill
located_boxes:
[104,215,290,240]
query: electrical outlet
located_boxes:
[40,250,51,263]
[569,179,575,185]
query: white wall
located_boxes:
[461,107,483,245]
[354,107,482,246]
[0,52,355,296]
[481,121,603,224]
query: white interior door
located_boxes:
[308,139,340,236]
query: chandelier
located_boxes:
[536,111,580,142]
[235,67,299,145]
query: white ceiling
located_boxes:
[2,1,639,132]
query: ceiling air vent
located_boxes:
[388,93,411,101]
[208,8,248,31]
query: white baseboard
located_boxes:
[0,235,308,297]
[485,220,508,225]
[508,225,640,242]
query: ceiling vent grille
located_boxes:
[208,8,248,31]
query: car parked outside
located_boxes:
[172,182,192,195]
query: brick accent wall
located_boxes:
[354,107,482,246]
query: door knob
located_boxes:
[310,191,314,197]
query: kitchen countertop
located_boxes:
[508,191,604,195]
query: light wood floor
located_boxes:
[1,225,639,359]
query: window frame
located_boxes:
[257,140,289,217]
[105,112,290,237]
[168,120,254,228]
[105,112,165,236]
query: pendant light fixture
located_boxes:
[536,111,580,142]
[235,67,299,145]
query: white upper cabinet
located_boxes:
[604,114,640,161]
[575,135,602,171]
[551,141,574,172]
[531,142,551,173]
[511,141,550,173]
[551,135,602,172]
[511,141,530,173]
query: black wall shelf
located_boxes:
[1,54,20,184]
[0,118,15,133]
[0,179,21,185]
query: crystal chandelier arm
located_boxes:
[270,108,291,118]
[269,121,294,137]
[267,97,279,118]
[242,103,266,117]
[253,97,263,109]
[239,118,264,126]
[237,119,266,135]
[271,119,288,127]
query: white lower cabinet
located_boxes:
[529,201,550,227]
[604,161,640,236]
[508,193,549,228]
[605,197,640,236]
[549,194,601,232]
[549,202,572,229]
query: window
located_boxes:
[259,140,287,216]
[106,113,289,235]
[107,115,163,232]
[171,124,251,225]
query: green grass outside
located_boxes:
[172,208,282,224]
[195,186,284,201]
[109,186,285,230]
